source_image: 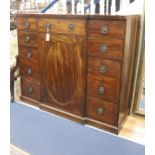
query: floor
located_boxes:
[10,144,30,155]
[119,115,145,145]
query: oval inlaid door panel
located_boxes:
[40,34,85,116]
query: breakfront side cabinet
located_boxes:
[16,13,139,134]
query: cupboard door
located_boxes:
[39,34,85,116]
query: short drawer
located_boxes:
[18,31,38,47]
[86,97,118,125]
[20,59,40,82]
[17,17,37,31]
[87,39,124,60]
[87,56,121,82]
[87,74,120,103]
[87,20,125,39]
[38,18,86,35]
[21,78,40,101]
[19,47,39,65]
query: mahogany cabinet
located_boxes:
[16,13,139,134]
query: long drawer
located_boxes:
[21,78,40,101]
[87,74,120,103]
[87,38,124,60]
[38,18,86,35]
[86,97,118,125]
[87,56,121,82]
[20,59,40,82]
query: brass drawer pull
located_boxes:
[68,23,75,30]
[101,26,109,34]
[27,51,32,58]
[96,108,104,115]
[28,87,33,94]
[27,68,32,75]
[100,44,108,53]
[98,86,105,94]
[24,22,30,29]
[25,36,30,43]
[99,65,106,74]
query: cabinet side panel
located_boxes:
[119,16,140,126]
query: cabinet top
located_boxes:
[16,13,139,20]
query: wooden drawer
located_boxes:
[87,39,124,60]
[87,20,125,39]
[19,47,39,65]
[87,74,120,103]
[20,59,40,82]
[87,56,121,82]
[38,18,86,35]
[18,31,38,47]
[86,97,118,125]
[17,17,37,31]
[21,78,40,101]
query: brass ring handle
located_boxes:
[100,44,108,53]
[68,24,75,30]
[28,87,33,94]
[96,108,104,115]
[101,26,109,34]
[27,51,32,58]
[98,86,105,94]
[25,36,30,42]
[99,65,106,74]
[24,22,30,29]
[27,68,32,75]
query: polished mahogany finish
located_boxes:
[39,34,85,116]
[19,47,39,65]
[16,17,37,31]
[87,56,121,82]
[87,39,124,60]
[87,20,125,39]
[38,18,86,35]
[87,75,120,103]
[86,97,118,125]
[21,78,40,101]
[19,58,40,82]
[16,13,139,134]
[18,31,38,47]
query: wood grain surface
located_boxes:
[39,33,86,116]
[18,31,38,47]
[17,17,37,31]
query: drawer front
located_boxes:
[87,56,121,82]
[86,97,118,125]
[18,31,38,47]
[20,59,40,81]
[17,17,37,31]
[87,39,124,60]
[19,47,39,65]
[87,20,125,39]
[21,78,40,101]
[38,18,86,35]
[87,75,120,103]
